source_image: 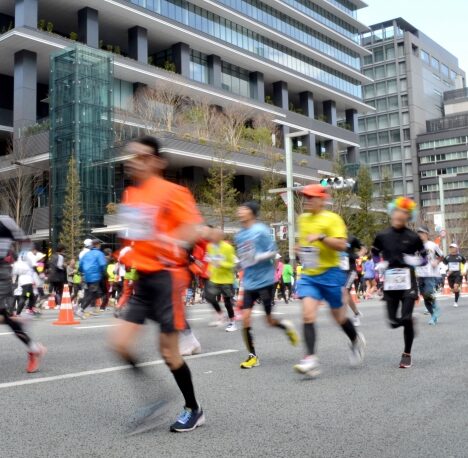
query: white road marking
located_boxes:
[0,349,239,390]
[73,324,117,329]
[0,332,13,336]
[186,318,204,321]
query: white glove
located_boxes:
[403,254,423,266]
[376,261,389,272]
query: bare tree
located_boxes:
[215,104,254,149]
[1,137,40,234]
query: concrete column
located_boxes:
[13,50,37,132]
[345,108,358,132]
[208,54,221,89]
[128,26,148,64]
[78,7,99,49]
[346,146,358,163]
[299,91,314,118]
[323,100,337,125]
[172,42,190,78]
[249,71,264,102]
[15,0,38,28]
[325,139,338,158]
[273,80,289,109]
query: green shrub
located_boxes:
[69,31,78,41]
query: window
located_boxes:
[390,129,401,143]
[378,114,389,129]
[363,68,374,78]
[405,163,413,177]
[388,95,399,110]
[433,73,441,81]
[358,118,366,133]
[421,50,430,63]
[367,116,377,130]
[387,79,397,94]
[401,94,408,107]
[406,181,414,194]
[359,135,367,147]
[404,146,411,159]
[399,61,406,74]
[378,131,389,144]
[385,44,395,60]
[392,163,403,177]
[441,64,449,77]
[376,98,387,112]
[376,81,386,96]
[389,113,399,127]
[359,151,367,163]
[450,70,457,80]
[386,63,397,77]
[400,78,407,91]
[374,65,385,79]
[369,150,379,163]
[391,146,402,160]
[397,43,404,58]
[374,47,384,62]
[433,88,442,96]
[367,133,378,147]
[363,85,375,98]
[380,148,390,162]
[372,183,380,197]
[363,55,373,65]
[370,166,380,179]
[402,112,410,125]
[394,180,404,194]
[403,128,411,141]
[431,56,439,70]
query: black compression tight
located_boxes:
[0,308,31,347]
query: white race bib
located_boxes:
[340,253,350,271]
[448,262,460,272]
[300,247,319,270]
[238,241,256,268]
[118,204,158,240]
[384,268,411,291]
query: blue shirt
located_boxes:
[235,222,276,290]
[79,248,107,283]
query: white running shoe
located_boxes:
[179,332,202,356]
[349,332,366,367]
[294,356,321,378]
[225,322,237,332]
[351,315,361,327]
[453,302,459,308]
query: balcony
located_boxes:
[426,113,468,133]
[443,88,468,102]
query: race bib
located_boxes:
[339,253,350,271]
[384,268,411,291]
[237,241,256,268]
[448,262,460,272]
[299,247,319,270]
[117,204,158,240]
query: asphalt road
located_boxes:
[1,294,468,458]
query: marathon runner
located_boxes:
[0,215,46,373]
[372,197,427,369]
[110,136,205,432]
[416,226,443,324]
[293,185,365,378]
[342,234,363,326]
[443,244,466,307]
[235,201,299,369]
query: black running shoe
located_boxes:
[399,353,412,369]
[170,406,205,432]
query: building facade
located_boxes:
[417,88,468,248]
[357,18,465,203]
[0,0,372,240]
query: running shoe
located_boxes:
[453,302,459,308]
[179,332,202,356]
[423,310,430,315]
[351,314,361,327]
[428,317,436,326]
[75,309,87,319]
[399,353,412,368]
[349,332,366,366]
[208,316,224,327]
[240,354,259,369]
[225,322,237,332]
[283,320,299,346]
[26,344,47,373]
[294,356,321,378]
[433,304,441,323]
[170,406,205,432]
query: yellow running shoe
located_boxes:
[283,320,299,346]
[240,354,259,369]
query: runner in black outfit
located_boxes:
[443,244,466,308]
[0,215,46,373]
[371,197,427,369]
[343,235,363,326]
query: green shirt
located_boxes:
[282,264,294,283]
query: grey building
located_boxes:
[417,88,468,248]
[357,18,465,203]
[0,0,372,240]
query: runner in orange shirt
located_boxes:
[109,136,205,433]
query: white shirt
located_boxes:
[417,240,443,278]
[13,259,35,286]
[79,248,90,260]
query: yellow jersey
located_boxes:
[297,210,347,276]
[206,241,236,285]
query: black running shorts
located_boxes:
[448,274,462,289]
[242,285,274,315]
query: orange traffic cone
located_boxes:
[462,277,468,294]
[53,284,80,326]
[443,277,451,296]
[351,284,360,304]
[47,293,56,310]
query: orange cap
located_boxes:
[300,184,330,199]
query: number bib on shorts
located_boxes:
[384,268,411,291]
[299,247,319,270]
[238,241,256,268]
[448,262,460,272]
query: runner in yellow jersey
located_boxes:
[293,184,365,378]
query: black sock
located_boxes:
[171,362,198,411]
[341,319,357,342]
[455,291,460,303]
[243,327,256,355]
[304,323,316,355]
[403,321,414,354]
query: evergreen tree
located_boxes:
[354,166,376,247]
[58,156,84,259]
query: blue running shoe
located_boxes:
[170,406,205,432]
[433,303,441,323]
